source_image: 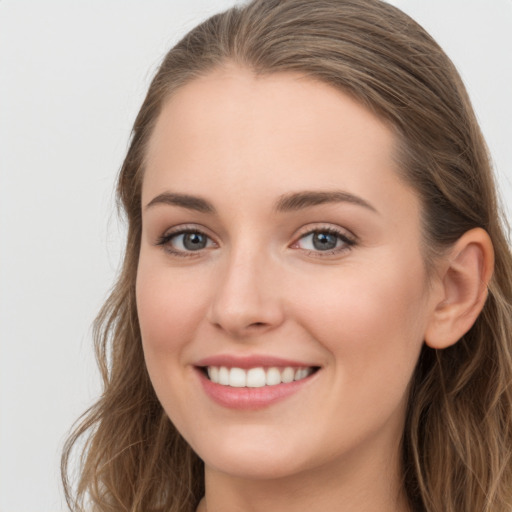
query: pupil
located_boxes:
[313,232,337,251]
[183,233,206,250]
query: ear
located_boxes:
[424,228,494,349]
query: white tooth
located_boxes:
[229,367,246,387]
[208,366,219,383]
[296,368,309,380]
[246,367,266,388]
[219,366,230,385]
[281,367,295,383]
[266,367,281,386]
[294,368,304,381]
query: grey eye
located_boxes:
[158,227,217,256]
[172,232,210,251]
[181,232,208,250]
[311,232,338,251]
[298,231,343,251]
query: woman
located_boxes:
[62,0,512,511]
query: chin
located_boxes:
[189,426,316,481]
[204,451,311,481]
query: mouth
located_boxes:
[194,355,321,409]
[199,365,319,388]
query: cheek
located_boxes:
[136,258,209,354]
[135,258,212,427]
[293,260,428,444]
[290,254,429,382]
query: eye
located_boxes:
[293,227,356,255]
[156,228,216,256]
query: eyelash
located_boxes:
[291,225,357,257]
[156,225,357,258]
[156,227,216,258]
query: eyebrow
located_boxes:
[145,192,216,213]
[144,189,377,215]
[275,190,378,214]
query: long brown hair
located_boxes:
[62,1,512,510]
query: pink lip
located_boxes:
[194,356,319,410]
[197,372,313,410]
[195,354,314,369]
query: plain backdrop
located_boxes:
[0,1,511,511]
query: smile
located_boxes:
[205,366,316,388]
[195,357,320,409]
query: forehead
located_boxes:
[146,67,395,169]
[143,66,418,222]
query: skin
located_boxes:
[136,66,447,512]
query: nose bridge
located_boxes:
[207,237,284,336]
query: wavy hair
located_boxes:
[62,1,512,510]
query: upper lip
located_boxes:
[194,354,319,369]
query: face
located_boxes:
[136,66,438,482]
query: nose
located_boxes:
[206,246,285,338]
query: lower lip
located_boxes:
[196,369,316,410]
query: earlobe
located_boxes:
[424,228,494,350]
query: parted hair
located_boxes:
[61,1,512,511]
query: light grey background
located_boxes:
[0,1,510,511]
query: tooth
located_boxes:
[229,367,246,387]
[295,368,309,380]
[219,366,230,385]
[208,366,219,383]
[266,367,281,386]
[281,367,295,383]
[246,367,266,388]
[211,365,314,387]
